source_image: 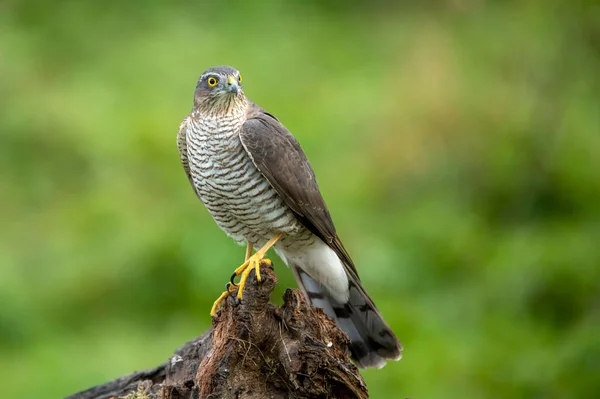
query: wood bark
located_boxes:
[67,262,368,399]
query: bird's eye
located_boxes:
[207,77,218,87]
[238,75,242,83]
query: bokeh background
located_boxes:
[1,1,599,398]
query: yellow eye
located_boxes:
[207,77,218,87]
[238,75,242,83]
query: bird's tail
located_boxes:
[291,266,402,368]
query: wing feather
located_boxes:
[239,104,360,278]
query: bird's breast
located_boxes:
[186,115,305,246]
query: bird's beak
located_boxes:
[227,76,239,95]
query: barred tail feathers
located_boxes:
[290,264,402,369]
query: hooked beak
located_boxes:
[227,76,239,95]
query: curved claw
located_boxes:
[236,258,263,300]
[226,282,237,295]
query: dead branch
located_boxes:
[66,261,368,399]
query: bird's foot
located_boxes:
[211,233,282,317]
[210,282,238,317]
[230,252,272,300]
[210,257,272,317]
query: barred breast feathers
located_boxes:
[184,104,302,246]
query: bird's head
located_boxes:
[193,66,245,113]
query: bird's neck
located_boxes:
[195,95,248,118]
[191,99,248,140]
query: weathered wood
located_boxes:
[67,262,368,399]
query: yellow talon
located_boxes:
[227,282,238,294]
[210,233,282,316]
[236,255,263,300]
[232,257,258,281]
[210,282,238,317]
[210,290,230,317]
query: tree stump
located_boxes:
[67,261,368,399]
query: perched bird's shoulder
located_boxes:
[245,101,279,123]
[240,102,306,159]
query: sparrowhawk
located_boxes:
[177,65,402,368]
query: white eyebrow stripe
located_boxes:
[198,70,238,82]
[199,72,217,81]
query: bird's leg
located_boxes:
[245,243,254,261]
[232,233,282,300]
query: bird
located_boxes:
[177,65,402,369]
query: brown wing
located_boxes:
[239,104,360,278]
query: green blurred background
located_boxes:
[1,1,599,398]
